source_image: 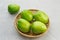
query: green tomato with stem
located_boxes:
[31,21,47,34]
[8,4,20,14]
[34,11,48,24]
[21,10,33,21]
[17,18,30,33]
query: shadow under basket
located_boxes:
[14,9,50,38]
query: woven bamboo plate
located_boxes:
[14,9,50,38]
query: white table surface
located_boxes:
[0,0,60,40]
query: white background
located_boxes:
[0,0,60,40]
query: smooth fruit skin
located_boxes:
[17,18,30,33]
[21,10,33,21]
[34,11,48,24]
[8,4,20,14]
[31,21,47,34]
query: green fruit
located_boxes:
[34,11,48,23]
[8,4,20,14]
[21,10,33,21]
[31,21,47,34]
[17,18,30,33]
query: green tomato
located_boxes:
[34,11,48,24]
[8,4,20,14]
[31,21,47,34]
[17,18,30,33]
[21,10,33,21]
